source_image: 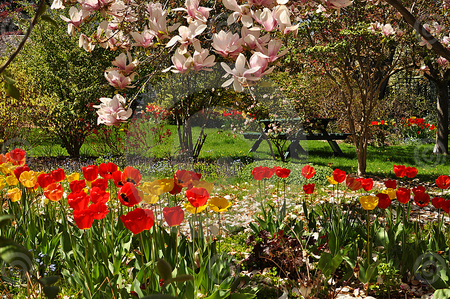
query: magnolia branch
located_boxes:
[0,0,47,75]
[385,0,450,61]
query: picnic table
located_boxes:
[243,118,351,159]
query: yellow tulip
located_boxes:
[0,175,5,190]
[208,196,231,213]
[192,180,214,194]
[359,195,379,210]
[0,163,15,176]
[382,188,396,200]
[158,178,174,193]
[19,171,37,188]
[5,175,18,186]
[327,175,338,185]
[185,202,207,214]
[142,194,159,205]
[6,188,22,202]
[66,172,80,183]
[140,181,163,196]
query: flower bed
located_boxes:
[1,148,450,298]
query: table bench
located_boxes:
[243,118,351,159]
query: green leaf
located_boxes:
[229,294,257,299]
[2,74,16,85]
[318,252,343,278]
[433,289,450,299]
[157,258,173,281]
[0,215,14,230]
[40,14,58,27]
[204,289,231,299]
[4,81,21,100]
[141,295,178,299]
[0,237,33,272]
[43,286,59,299]
[38,276,59,286]
[169,274,193,283]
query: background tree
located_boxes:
[296,0,409,175]
[16,10,117,157]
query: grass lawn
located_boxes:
[23,125,450,182]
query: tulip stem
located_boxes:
[139,232,147,290]
[367,210,370,267]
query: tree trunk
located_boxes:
[433,81,449,154]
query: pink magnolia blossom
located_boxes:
[221,54,261,92]
[108,52,138,75]
[104,70,135,89]
[381,24,395,37]
[94,94,132,126]
[60,7,88,35]
[79,34,95,52]
[248,0,273,6]
[166,20,207,50]
[437,57,450,68]
[272,5,298,35]
[163,49,193,73]
[173,0,212,23]
[249,53,273,79]
[241,27,270,51]
[212,30,243,58]
[418,64,430,76]
[192,42,216,71]
[222,0,252,26]
[264,39,288,63]
[253,8,277,32]
[131,26,156,48]
[325,0,353,10]
[147,2,177,39]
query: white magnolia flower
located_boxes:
[93,94,133,126]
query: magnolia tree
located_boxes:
[50,0,351,126]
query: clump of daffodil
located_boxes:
[208,196,231,213]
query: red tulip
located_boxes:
[69,179,86,193]
[112,170,124,187]
[169,181,183,195]
[301,165,315,179]
[90,187,110,204]
[393,165,406,178]
[73,209,94,229]
[118,182,142,207]
[384,179,397,189]
[432,197,445,209]
[82,165,98,182]
[8,148,26,165]
[346,176,362,191]
[38,173,56,189]
[414,192,430,208]
[303,183,315,194]
[68,191,89,211]
[14,165,30,180]
[51,168,65,182]
[396,188,411,204]
[122,166,141,186]
[275,167,291,178]
[412,185,425,196]
[252,166,264,181]
[361,178,373,191]
[376,193,391,209]
[436,175,450,190]
[91,178,108,191]
[262,167,275,179]
[405,167,418,179]
[175,170,193,187]
[163,206,185,227]
[88,202,109,220]
[120,208,155,234]
[332,169,346,183]
[186,187,209,207]
[98,162,118,180]
[442,200,450,214]
[188,171,202,181]
[44,183,64,202]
